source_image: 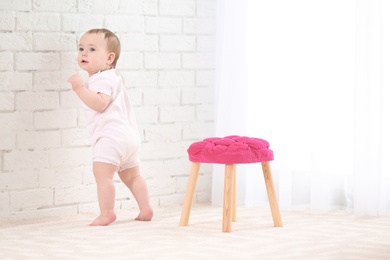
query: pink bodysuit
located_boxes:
[84,69,140,171]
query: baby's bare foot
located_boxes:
[135,206,153,221]
[89,213,117,226]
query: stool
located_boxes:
[179,135,283,232]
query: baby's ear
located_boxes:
[107,52,115,65]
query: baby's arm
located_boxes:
[68,74,110,112]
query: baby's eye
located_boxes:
[78,47,84,52]
[89,48,96,52]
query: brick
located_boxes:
[183,17,215,34]
[0,191,9,213]
[160,35,196,51]
[61,52,79,70]
[34,109,78,129]
[0,0,31,11]
[33,33,76,51]
[182,53,215,69]
[133,106,158,124]
[142,0,158,15]
[160,0,195,16]
[0,52,13,70]
[116,183,133,200]
[118,0,143,14]
[144,123,182,142]
[0,170,38,190]
[0,112,34,130]
[143,88,181,106]
[0,127,16,150]
[196,0,216,17]
[119,0,157,15]
[16,12,61,31]
[158,194,186,205]
[16,52,60,71]
[176,175,190,193]
[105,15,144,33]
[144,53,181,69]
[62,14,104,32]
[61,128,91,147]
[60,90,83,109]
[164,158,191,176]
[182,86,213,104]
[15,91,59,111]
[147,173,176,195]
[197,170,212,189]
[196,103,214,120]
[196,70,214,86]
[121,71,158,87]
[120,33,158,51]
[137,125,146,140]
[159,71,195,87]
[194,190,211,203]
[49,147,91,168]
[197,35,215,51]
[160,105,196,123]
[118,52,143,70]
[4,150,50,171]
[81,165,94,184]
[32,0,77,12]
[0,152,3,169]
[137,160,164,180]
[0,72,32,91]
[0,32,32,51]
[54,184,96,205]
[0,92,14,111]
[77,108,87,127]
[78,0,120,13]
[17,130,61,149]
[0,11,15,31]
[77,202,99,214]
[145,17,182,34]
[9,188,54,211]
[125,87,142,106]
[183,121,214,140]
[38,167,83,188]
[34,70,76,91]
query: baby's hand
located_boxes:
[67,74,85,92]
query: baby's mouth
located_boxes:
[81,59,88,63]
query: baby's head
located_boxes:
[86,29,121,67]
[78,28,121,76]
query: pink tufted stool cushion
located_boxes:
[187,135,273,164]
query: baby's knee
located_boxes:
[119,167,140,181]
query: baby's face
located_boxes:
[77,32,113,76]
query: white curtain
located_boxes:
[213,0,390,216]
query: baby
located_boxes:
[68,28,153,226]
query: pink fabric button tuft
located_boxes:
[187,135,274,164]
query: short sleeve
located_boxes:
[88,74,113,97]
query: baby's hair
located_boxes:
[86,28,121,68]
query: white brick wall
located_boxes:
[0,0,216,220]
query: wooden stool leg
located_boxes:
[179,162,201,226]
[261,161,283,227]
[223,164,235,232]
[232,164,237,222]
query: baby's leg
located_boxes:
[118,166,153,221]
[90,162,118,226]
